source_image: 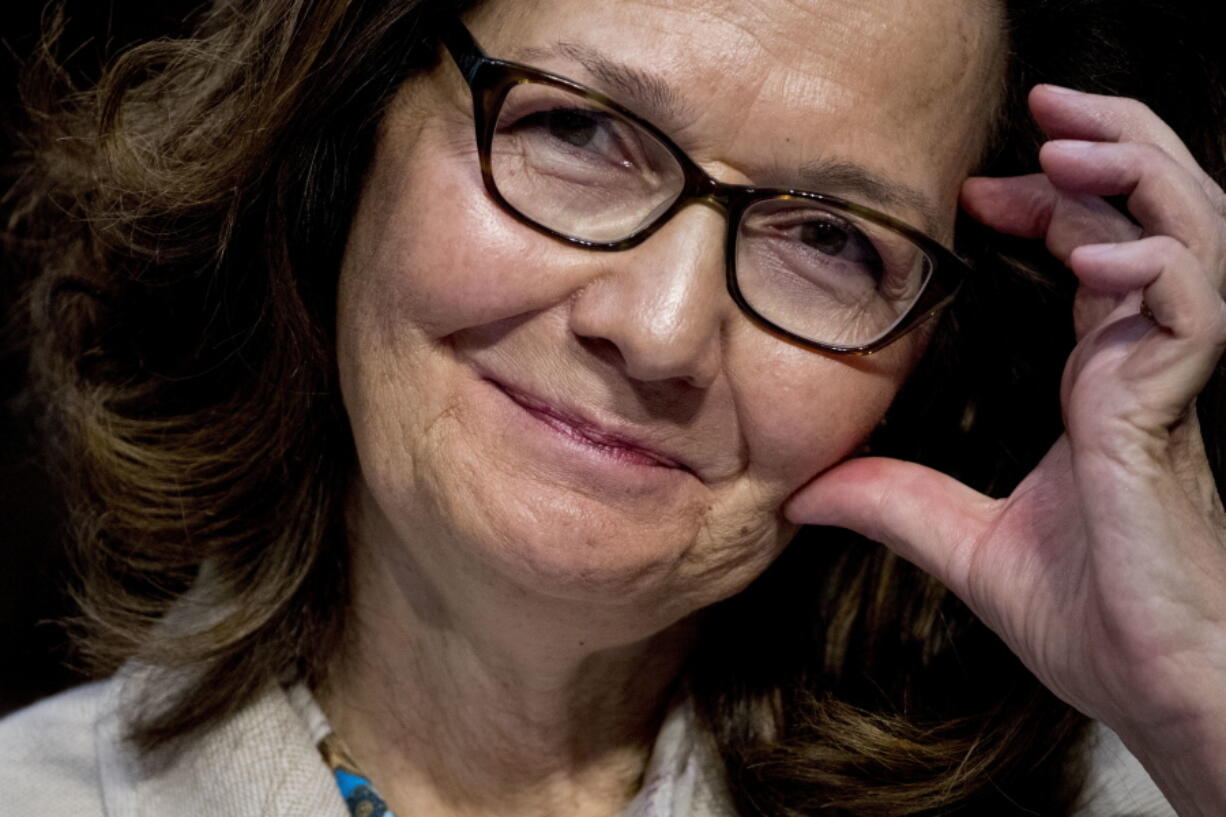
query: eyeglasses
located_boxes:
[439,18,972,355]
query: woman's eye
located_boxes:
[797,219,882,272]
[512,107,629,163]
[540,109,600,148]
[800,221,849,255]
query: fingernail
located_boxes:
[1040,83,1082,95]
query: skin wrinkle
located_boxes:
[704,1,997,225]
[511,41,699,132]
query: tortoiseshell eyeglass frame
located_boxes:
[439,16,974,355]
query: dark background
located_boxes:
[1,1,198,718]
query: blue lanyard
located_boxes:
[318,733,400,817]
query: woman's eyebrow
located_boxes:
[798,158,941,233]
[511,41,692,128]
[512,42,941,233]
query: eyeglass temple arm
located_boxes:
[439,16,485,83]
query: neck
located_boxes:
[318,490,700,817]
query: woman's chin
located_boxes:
[434,471,720,603]
[361,454,776,624]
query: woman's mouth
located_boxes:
[487,379,689,471]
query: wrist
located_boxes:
[1113,705,1226,817]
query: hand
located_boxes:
[785,85,1226,814]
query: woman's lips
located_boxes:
[488,379,689,471]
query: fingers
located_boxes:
[961,174,1139,262]
[784,456,996,599]
[963,133,1222,277]
[963,85,1226,314]
[963,85,1226,434]
[1071,236,1226,350]
[1063,235,1226,434]
[1040,139,1225,274]
[1029,86,1202,172]
[1028,84,1224,209]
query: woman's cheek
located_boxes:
[350,119,598,343]
[732,337,913,490]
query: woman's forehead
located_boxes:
[469,0,1005,228]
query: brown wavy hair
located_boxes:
[6,0,1225,814]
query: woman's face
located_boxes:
[337,0,1002,634]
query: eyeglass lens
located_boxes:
[489,80,935,349]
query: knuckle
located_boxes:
[1143,234,1186,260]
[1128,140,1173,170]
[1116,95,1157,124]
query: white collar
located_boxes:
[285,680,737,817]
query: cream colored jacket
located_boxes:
[0,674,1174,816]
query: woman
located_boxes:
[2,0,1224,814]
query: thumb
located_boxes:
[784,457,998,598]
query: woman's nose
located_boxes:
[566,206,728,389]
